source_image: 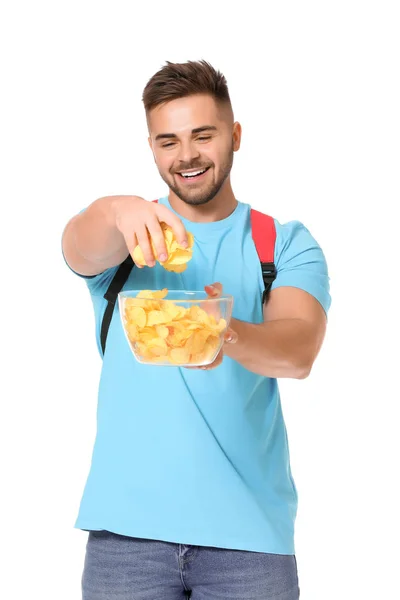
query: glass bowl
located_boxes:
[118,290,233,367]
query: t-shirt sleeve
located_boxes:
[271,219,332,315]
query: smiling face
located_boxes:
[148,94,241,206]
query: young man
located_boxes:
[62,60,331,600]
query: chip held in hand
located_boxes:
[133,222,195,272]
[118,289,234,367]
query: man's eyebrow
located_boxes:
[155,133,177,141]
[192,125,217,134]
[155,125,217,142]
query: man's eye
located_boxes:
[197,136,211,142]
[162,142,176,148]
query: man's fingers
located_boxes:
[202,348,224,369]
[119,202,190,270]
[136,227,156,267]
[122,230,142,268]
[224,327,238,344]
[205,282,223,297]
[184,346,225,371]
[156,204,188,248]
[146,217,168,262]
[130,232,143,268]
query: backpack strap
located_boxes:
[100,199,159,356]
[100,254,134,355]
[250,209,277,304]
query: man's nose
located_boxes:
[178,140,200,165]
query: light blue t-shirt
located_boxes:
[65,196,331,554]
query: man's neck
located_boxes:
[168,180,237,223]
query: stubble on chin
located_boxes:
[166,167,231,206]
[162,173,215,206]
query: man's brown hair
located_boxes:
[142,59,231,114]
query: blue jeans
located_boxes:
[82,530,300,599]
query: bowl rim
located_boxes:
[118,290,234,303]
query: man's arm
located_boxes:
[204,219,330,377]
[62,196,130,276]
[220,285,327,379]
[62,195,188,276]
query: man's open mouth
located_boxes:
[176,167,210,182]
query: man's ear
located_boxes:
[233,121,242,152]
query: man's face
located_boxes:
[148,94,241,206]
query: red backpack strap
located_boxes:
[250,209,277,304]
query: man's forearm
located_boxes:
[224,317,317,379]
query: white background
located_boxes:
[1,1,399,598]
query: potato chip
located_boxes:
[136,341,152,358]
[136,289,168,300]
[164,262,187,274]
[162,301,186,320]
[126,322,139,341]
[188,305,209,325]
[146,310,171,326]
[125,306,146,328]
[169,347,190,364]
[151,289,169,299]
[156,325,169,339]
[166,249,192,265]
[123,289,228,366]
[185,329,211,354]
[138,331,155,343]
[147,337,168,356]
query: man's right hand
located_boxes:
[113,196,188,268]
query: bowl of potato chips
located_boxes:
[118,288,233,366]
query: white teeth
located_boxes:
[180,168,206,178]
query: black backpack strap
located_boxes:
[260,262,277,304]
[100,255,134,356]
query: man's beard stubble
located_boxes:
[160,146,234,207]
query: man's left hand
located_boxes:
[185,282,238,371]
